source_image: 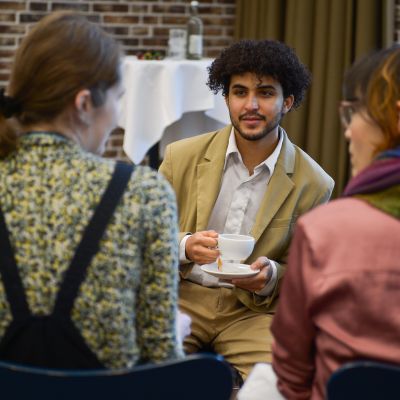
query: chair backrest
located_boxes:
[0,353,233,400]
[327,360,400,400]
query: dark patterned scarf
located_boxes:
[342,146,400,219]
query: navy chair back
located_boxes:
[327,360,400,400]
[0,353,233,400]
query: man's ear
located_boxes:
[282,95,294,114]
[74,89,92,124]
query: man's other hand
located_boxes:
[231,256,272,292]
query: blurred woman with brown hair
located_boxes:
[0,11,184,369]
[270,45,400,399]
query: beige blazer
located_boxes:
[160,125,334,313]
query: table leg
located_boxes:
[148,142,160,170]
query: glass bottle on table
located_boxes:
[186,0,203,60]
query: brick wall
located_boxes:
[0,0,236,161]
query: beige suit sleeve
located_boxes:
[159,144,172,183]
[159,145,193,249]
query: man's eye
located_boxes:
[233,90,246,96]
[260,91,274,97]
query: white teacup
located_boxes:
[218,234,255,262]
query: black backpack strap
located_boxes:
[0,209,31,319]
[53,162,134,316]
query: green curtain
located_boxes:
[235,0,393,196]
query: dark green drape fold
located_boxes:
[235,0,393,195]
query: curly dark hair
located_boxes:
[207,39,311,109]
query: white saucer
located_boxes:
[201,262,259,279]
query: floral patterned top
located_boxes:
[0,132,183,368]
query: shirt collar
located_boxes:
[224,126,284,175]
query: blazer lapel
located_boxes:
[250,129,296,241]
[196,126,231,231]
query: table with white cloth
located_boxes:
[119,57,230,166]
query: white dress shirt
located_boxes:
[180,128,283,295]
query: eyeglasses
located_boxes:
[338,100,361,129]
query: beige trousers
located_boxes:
[179,279,273,380]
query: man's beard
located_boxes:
[231,110,283,142]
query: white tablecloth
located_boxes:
[119,57,230,164]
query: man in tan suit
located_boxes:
[159,39,334,381]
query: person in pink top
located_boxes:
[271,45,400,399]
[238,45,400,399]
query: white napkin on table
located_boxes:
[237,363,286,400]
